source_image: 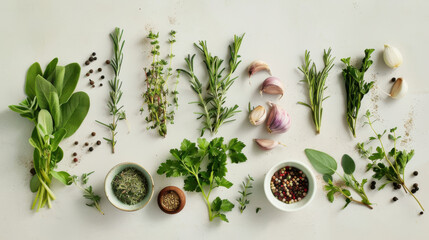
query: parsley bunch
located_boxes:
[357,110,424,211]
[157,138,247,222]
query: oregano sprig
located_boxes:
[71,171,104,215]
[96,27,126,153]
[237,175,254,213]
[180,34,245,136]
[141,30,178,137]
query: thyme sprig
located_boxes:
[237,175,254,213]
[141,30,178,137]
[298,48,335,134]
[96,27,126,153]
[180,34,245,136]
[71,172,104,215]
[358,110,424,211]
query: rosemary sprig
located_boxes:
[237,175,254,213]
[298,48,335,134]
[141,30,178,137]
[96,27,126,153]
[180,34,245,136]
[71,172,104,215]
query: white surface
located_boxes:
[1,0,428,239]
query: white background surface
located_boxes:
[1,0,428,239]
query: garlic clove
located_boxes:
[266,102,291,134]
[254,139,286,150]
[260,77,284,97]
[383,44,403,69]
[249,105,267,126]
[390,78,408,99]
[248,60,272,78]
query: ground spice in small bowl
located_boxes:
[161,191,180,211]
[157,186,186,214]
[270,166,309,204]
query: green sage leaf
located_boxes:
[43,58,58,80]
[50,128,67,151]
[35,75,58,110]
[59,63,80,104]
[59,92,90,138]
[37,109,53,136]
[53,66,65,95]
[30,175,40,193]
[25,62,42,99]
[341,154,356,175]
[304,148,337,175]
[51,170,72,185]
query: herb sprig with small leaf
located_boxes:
[237,175,254,213]
[298,48,335,134]
[341,49,375,137]
[141,30,178,137]
[97,27,127,153]
[157,138,247,222]
[305,149,373,209]
[71,172,104,215]
[357,110,424,211]
[180,34,245,136]
[9,58,90,211]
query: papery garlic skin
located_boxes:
[260,77,284,97]
[266,102,291,134]
[254,139,279,150]
[390,78,408,99]
[249,105,267,126]
[248,60,272,78]
[383,44,403,69]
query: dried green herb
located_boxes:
[141,30,178,137]
[298,48,335,134]
[357,110,424,211]
[96,27,127,153]
[71,171,104,215]
[341,49,375,137]
[237,175,254,213]
[112,167,148,205]
[180,34,244,136]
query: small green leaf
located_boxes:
[50,128,67,151]
[43,58,59,80]
[51,171,72,185]
[341,154,356,175]
[323,174,333,183]
[30,175,40,192]
[183,175,199,192]
[220,199,234,212]
[35,75,58,110]
[327,190,335,202]
[53,66,65,95]
[218,213,229,222]
[215,177,233,188]
[211,197,222,212]
[304,149,337,175]
[37,109,53,136]
[25,62,43,99]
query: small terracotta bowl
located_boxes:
[157,186,186,214]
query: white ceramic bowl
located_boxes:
[264,160,316,212]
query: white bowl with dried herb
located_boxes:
[104,162,154,211]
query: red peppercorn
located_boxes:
[73,158,78,162]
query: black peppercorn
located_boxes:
[370,185,376,190]
[392,197,398,201]
[415,187,420,192]
[93,57,97,60]
[91,132,96,136]
[89,69,93,73]
[106,60,111,64]
[92,52,96,56]
[84,142,89,146]
[72,152,77,157]
[413,171,419,176]
[371,181,376,185]
[96,140,101,145]
[85,73,90,77]
[85,61,90,66]
[411,189,417,194]
[100,83,103,87]
[30,168,36,175]
[98,68,102,72]
[391,77,396,82]
[413,183,418,188]
[89,147,94,152]
[100,75,105,79]
[74,141,79,145]
[89,57,94,62]
[420,211,424,215]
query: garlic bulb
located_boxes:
[248,60,272,78]
[254,139,286,150]
[266,102,291,134]
[249,105,267,126]
[260,77,284,97]
[390,78,408,99]
[383,44,403,69]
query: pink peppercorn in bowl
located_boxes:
[264,160,316,212]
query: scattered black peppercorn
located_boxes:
[89,80,94,85]
[391,77,396,83]
[420,211,424,215]
[106,60,110,64]
[84,142,89,146]
[370,185,376,190]
[98,68,102,72]
[96,140,101,145]
[415,187,420,192]
[92,52,96,56]
[92,85,95,88]
[30,168,36,176]
[413,183,418,188]
[74,141,79,145]
[91,132,96,136]
[93,57,97,60]
[89,69,94,73]
[72,152,77,156]
[413,171,419,176]
[85,73,90,77]
[85,61,90,66]
[73,158,78,163]
[411,189,417,194]
[100,75,105,79]
[89,57,94,62]
[89,147,94,152]
[100,83,103,87]
[392,197,398,202]
[371,181,376,185]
